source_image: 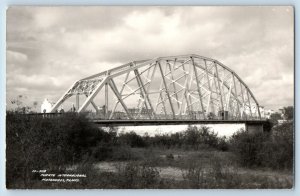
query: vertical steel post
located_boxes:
[232,74,240,119]
[214,61,224,112]
[76,93,79,111]
[180,61,192,115]
[246,91,253,118]
[240,82,246,119]
[105,82,108,119]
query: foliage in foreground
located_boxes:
[27,159,293,189]
[230,122,293,170]
[6,111,293,189]
[6,112,115,188]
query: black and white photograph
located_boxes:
[6,6,294,189]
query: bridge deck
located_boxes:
[24,113,268,127]
[91,119,268,126]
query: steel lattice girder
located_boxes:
[50,54,261,120]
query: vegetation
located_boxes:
[282,106,294,120]
[230,123,293,170]
[6,109,293,189]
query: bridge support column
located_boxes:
[245,123,263,134]
[245,121,272,134]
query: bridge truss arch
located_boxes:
[51,54,261,120]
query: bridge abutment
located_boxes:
[245,123,264,134]
[245,121,272,134]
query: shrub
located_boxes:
[166,153,174,160]
[115,162,160,188]
[182,161,206,188]
[6,112,114,188]
[118,131,147,147]
[216,136,229,151]
[230,129,269,167]
[92,143,114,161]
[262,122,293,169]
[230,122,293,170]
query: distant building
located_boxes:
[264,109,275,119]
[278,119,287,125]
[244,104,265,118]
[41,98,61,113]
[41,98,53,113]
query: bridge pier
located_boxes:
[245,121,272,134]
[245,123,263,134]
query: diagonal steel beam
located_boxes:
[109,71,130,119]
[204,60,215,115]
[50,81,78,112]
[137,63,158,118]
[191,57,206,119]
[158,61,175,118]
[83,93,99,113]
[133,68,156,119]
[78,77,108,113]
[155,68,168,116]
[167,60,181,110]
[109,79,133,119]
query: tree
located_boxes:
[6,112,111,188]
[282,106,293,120]
[9,95,31,113]
[33,101,38,111]
[269,112,282,126]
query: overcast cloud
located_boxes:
[6,6,294,111]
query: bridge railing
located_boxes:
[22,111,264,121]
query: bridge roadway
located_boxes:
[26,113,270,132]
[91,119,268,126]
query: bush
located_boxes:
[262,122,293,169]
[230,122,293,170]
[166,153,174,160]
[182,157,242,188]
[230,129,269,167]
[92,143,114,161]
[144,126,229,151]
[6,112,115,188]
[115,162,160,188]
[118,131,147,147]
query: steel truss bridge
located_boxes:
[50,54,263,124]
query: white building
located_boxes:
[244,103,265,118]
[264,109,275,119]
[41,98,54,113]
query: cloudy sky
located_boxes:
[6,6,294,111]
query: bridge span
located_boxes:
[45,54,270,132]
